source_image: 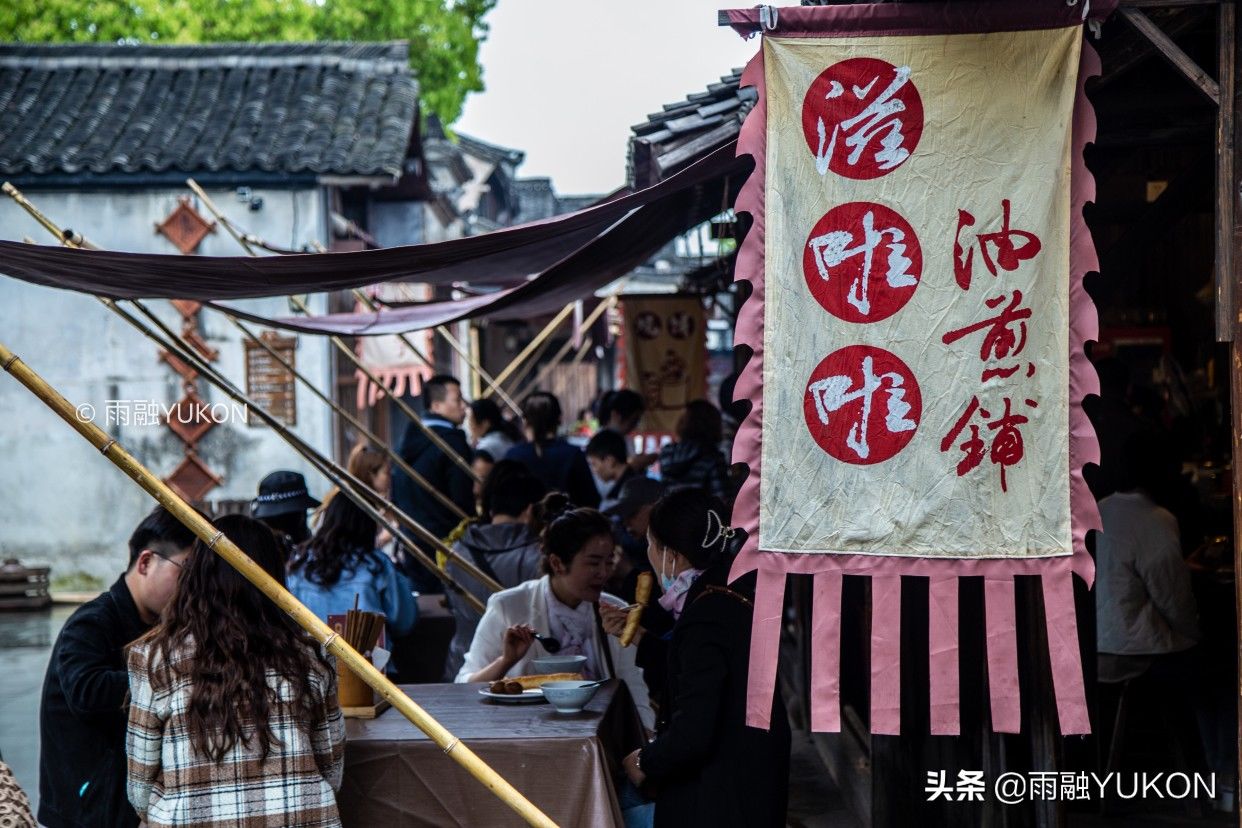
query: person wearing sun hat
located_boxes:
[251,470,321,560]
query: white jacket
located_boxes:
[1095,492,1200,656]
[454,575,655,730]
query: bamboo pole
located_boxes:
[489,303,575,392]
[346,288,435,370]
[0,341,558,828]
[348,287,520,416]
[223,311,468,522]
[434,321,521,415]
[184,179,480,484]
[119,298,500,607]
[568,336,595,370]
[513,298,613,401]
[500,325,558,401]
[290,301,481,483]
[469,325,483,400]
[513,332,577,401]
[1,182,498,601]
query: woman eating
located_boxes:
[455,493,654,730]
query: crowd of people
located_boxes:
[35,374,788,828]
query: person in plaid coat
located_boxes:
[126,515,345,827]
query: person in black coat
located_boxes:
[622,487,790,827]
[505,391,600,509]
[391,374,475,593]
[39,507,195,828]
[658,399,731,502]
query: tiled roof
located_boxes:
[0,42,418,178]
[456,132,524,168]
[628,68,754,189]
[513,177,559,222]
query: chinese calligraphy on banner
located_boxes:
[723,2,1109,738]
[764,28,1075,557]
[621,295,707,434]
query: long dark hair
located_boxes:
[290,494,378,586]
[136,515,332,763]
[649,486,734,570]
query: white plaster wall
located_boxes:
[0,186,334,584]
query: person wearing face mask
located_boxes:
[620,487,790,828]
[454,492,655,731]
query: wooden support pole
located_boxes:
[498,327,558,402]
[1120,8,1221,105]
[469,324,483,400]
[0,182,496,598]
[513,334,578,401]
[118,298,497,609]
[1219,2,1237,342]
[0,340,557,828]
[184,179,479,484]
[433,322,522,414]
[513,298,613,400]
[225,313,469,522]
[489,304,575,392]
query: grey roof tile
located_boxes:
[627,67,750,188]
[0,41,418,178]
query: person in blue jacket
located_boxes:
[287,493,418,641]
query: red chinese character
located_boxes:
[940,396,989,477]
[801,57,924,180]
[803,201,922,323]
[941,290,1031,363]
[941,396,1037,492]
[803,345,922,465]
[953,199,1042,291]
[987,398,1035,492]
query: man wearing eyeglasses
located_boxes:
[38,506,195,828]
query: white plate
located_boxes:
[478,687,546,703]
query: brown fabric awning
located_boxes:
[0,144,743,334]
[229,148,749,335]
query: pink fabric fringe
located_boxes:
[727,10,1104,737]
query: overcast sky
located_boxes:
[453,0,758,196]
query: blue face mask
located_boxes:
[658,565,704,619]
[658,549,676,592]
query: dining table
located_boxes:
[338,679,646,827]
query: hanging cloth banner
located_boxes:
[353,284,433,409]
[621,295,707,434]
[723,1,1113,736]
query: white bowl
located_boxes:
[540,680,600,713]
[532,654,588,674]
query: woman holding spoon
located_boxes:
[455,493,654,730]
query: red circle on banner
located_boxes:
[803,345,922,465]
[634,311,662,340]
[801,57,924,180]
[802,201,922,323]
